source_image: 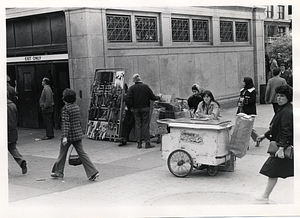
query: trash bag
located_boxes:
[229,113,255,158]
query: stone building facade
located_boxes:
[6,6,266,129]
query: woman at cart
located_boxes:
[195,90,220,120]
[253,85,293,203]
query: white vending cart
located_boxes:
[159,118,235,177]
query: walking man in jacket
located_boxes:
[8,93,27,174]
[39,77,54,140]
[265,68,287,113]
[126,74,161,149]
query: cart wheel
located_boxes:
[207,166,218,176]
[167,150,193,177]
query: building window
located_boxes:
[235,22,248,41]
[266,6,274,18]
[135,16,157,42]
[192,19,209,42]
[278,6,285,19]
[171,18,189,42]
[278,27,286,36]
[288,5,292,15]
[220,21,233,42]
[106,14,131,42]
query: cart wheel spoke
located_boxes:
[167,150,193,177]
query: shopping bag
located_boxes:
[229,113,255,158]
[68,146,82,166]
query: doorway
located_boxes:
[13,62,69,129]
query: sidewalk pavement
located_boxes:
[4,104,297,218]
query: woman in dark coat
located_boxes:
[253,85,293,203]
[237,77,259,146]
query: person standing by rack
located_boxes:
[127,74,162,149]
[118,83,135,146]
[39,77,54,140]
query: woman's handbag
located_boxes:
[68,146,82,166]
[267,141,293,159]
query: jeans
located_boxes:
[133,107,150,144]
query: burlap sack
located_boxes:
[229,114,255,158]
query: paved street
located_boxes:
[4,104,297,217]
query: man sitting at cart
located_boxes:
[194,90,220,120]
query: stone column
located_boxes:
[65,8,106,128]
[252,7,266,102]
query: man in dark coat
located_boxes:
[279,63,292,86]
[7,75,18,104]
[7,94,27,174]
[126,74,161,149]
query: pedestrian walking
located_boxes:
[265,68,287,113]
[279,63,292,86]
[253,85,293,203]
[187,84,203,116]
[269,54,278,78]
[118,84,135,146]
[39,77,54,140]
[51,88,99,181]
[7,93,27,174]
[7,75,18,104]
[126,74,161,149]
[236,77,259,147]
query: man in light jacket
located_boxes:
[265,68,287,113]
[39,77,54,140]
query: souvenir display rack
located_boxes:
[86,68,125,141]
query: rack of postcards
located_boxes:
[86,68,125,141]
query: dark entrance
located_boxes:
[9,61,70,129]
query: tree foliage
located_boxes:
[266,34,292,65]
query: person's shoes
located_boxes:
[251,194,269,203]
[89,172,99,181]
[118,140,127,147]
[145,143,155,149]
[255,141,260,147]
[137,143,142,149]
[42,136,54,140]
[51,173,64,179]
[21,161,27,175]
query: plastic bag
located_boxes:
[229,113,255,158]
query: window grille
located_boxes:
[135,16,157,42]
[220,21,233,42]
[192,19,209,42]
[171,18,189,42]
[106,14,131,42]
[278,6,285,19]
[235,22,248,41]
